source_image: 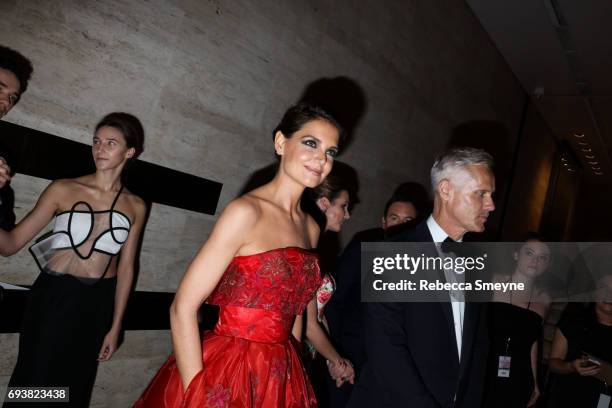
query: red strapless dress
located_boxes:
[134,247,322,408]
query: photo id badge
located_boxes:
[596,393,610,408]
[497,356,511,378]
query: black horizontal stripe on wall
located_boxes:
[0,288,219,333]
[0,120,222,215]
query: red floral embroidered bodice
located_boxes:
[209,247,322,323]
[134,247,322,407]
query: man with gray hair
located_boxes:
[349,147,495,408]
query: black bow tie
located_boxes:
[440,237,458,254]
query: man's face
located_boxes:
[445,164,495,234]
[382,201,417,230]
[0,68,21,118]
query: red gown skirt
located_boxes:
[134,305,317,407]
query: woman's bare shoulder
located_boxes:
[42,178,77,199]
[121,188,146,211]
[220,195,262,224]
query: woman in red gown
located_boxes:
[134,103,351,407]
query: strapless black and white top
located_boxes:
[29,186,131,282]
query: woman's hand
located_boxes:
[527,385,540,407]
[571,358,601,376]
[327,358,355,387]
[97,328,120,362]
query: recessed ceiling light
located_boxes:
[592,167,601,170]
[574,133,585,138]
[585,154,596,159]
[594,171,604,175]
[578,141,589,146]
[587,161,599,165]
[567,167,576,172]
[582,148,592,152]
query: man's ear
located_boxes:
[274,131,287,156]
[316,197,331,212]
[381,216,387,229]
[438,179,452,201]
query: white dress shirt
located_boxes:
[426,215,465,360]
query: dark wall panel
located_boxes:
[0,120,222,215]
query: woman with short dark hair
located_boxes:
[135,103,347,407]
[0,112,147,407]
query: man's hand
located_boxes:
[0,157,11,188]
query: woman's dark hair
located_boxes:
[301,168,352,231]
[310,172,351,203]
[522,231,548,243]
[0,45,33,101]
[272,102,344,144]
[95,112,145,159]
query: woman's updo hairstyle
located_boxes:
[309,171,351,203]
[272,102,344,144]
[301,166,353,231]
[95,112,145,159]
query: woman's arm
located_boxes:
[0,180,61,256]
[549,328,601,376]
[549,328,575,374]
[527,298,549,406]
[527,341,540,407]
[171,199,257,391]
[305,299,354,385]
[98,198,146,361]
[305,299,342,363]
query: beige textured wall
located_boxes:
[1,0,525,405]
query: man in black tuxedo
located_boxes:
[325,190,421,407]
[0,45,33,230]
[348,147,495,408]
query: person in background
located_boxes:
[0,45,34,231]
[352,181,426,243]
[483,234,552,407]
[546,275,612,408]
[1,112,146,407]
[302,170,356,407]
[324,185,424,407]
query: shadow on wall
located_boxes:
[238,76,367,196]
[299,76,368,152]
[447,120,512,241]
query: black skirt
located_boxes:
[4,270,116,407]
